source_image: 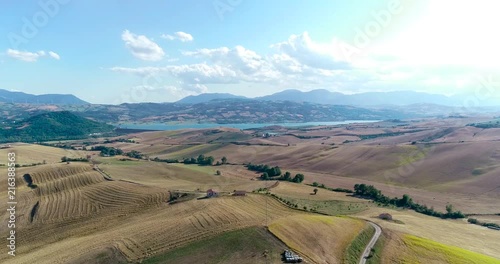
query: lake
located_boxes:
[115,120,380,131]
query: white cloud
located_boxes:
[112,28,499,98]
[48,51,60,60]
[6,49,60,62]
[161,31,194,42]
[183,46,274,77]
[271,32,351,70]
[122,30,165,61]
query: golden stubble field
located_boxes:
[0,162,306,263]
[269,215,366,263]
[0,143,90,165]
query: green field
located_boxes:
[277,196,372,215]
[402,235,500,264]
[143,227,286,264]
[170,163,218,175]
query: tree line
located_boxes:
[353,183,465,219]
[467,218,500,229]
[311,182,353,193]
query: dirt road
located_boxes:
[359,222,382,264]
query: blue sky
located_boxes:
[1,0,499,104]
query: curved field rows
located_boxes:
[4,195,306,264]
[6,163,170,227]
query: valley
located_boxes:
[1,117,499,263]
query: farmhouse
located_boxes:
[207,189,219,198]
[233,190,246,196]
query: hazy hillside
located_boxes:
[175,89,471,106]
[77,100,411,123]
[0,111,114,143]
[176,93,248,104]
[0,89,88,105]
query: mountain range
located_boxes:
[0,89,88,105]
[177,89,472,106]
[0,88,492,107]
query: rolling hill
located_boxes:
[174,89,473,106]
[0,111,115,143]
[176,93,248,104]
[0,89,88,105]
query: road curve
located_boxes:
[359,222,382,264]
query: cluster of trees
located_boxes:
[103,138,136,144]
[91,146,124,156]
[311,182,353,193]
[467,121,500,129]
[151,155,227,166]
[152,157,179,163]
[125,150,143,159]
[61,156,89,162]
[247,163,282,176]
[246,163,304,183]
[353,184,465,219]
[89,146,144,159]
[183,154,215,166]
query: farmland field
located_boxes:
[142,227,287,264]
[269,215,367,263]
[3,117,500,263]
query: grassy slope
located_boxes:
[277,196,371,215]
[344,223,375,264]
[143,227,285,264]
[353,207,500,259]
[366,232,385,264]
[401,235,500,264]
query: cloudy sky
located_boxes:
[1,0,499,104]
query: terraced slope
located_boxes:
[0,163,309,264]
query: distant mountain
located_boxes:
[256,89,345,105]
[0,111,114,143]
[175,89,468,106]
[0,89,88,105]
[176,93,248,104]
[256,89,459,106]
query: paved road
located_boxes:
[359,222,382,264]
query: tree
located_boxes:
[283,171,291,181]
[216,170,221,175]
[221,156,227,164]
[398,194,413,208]
[61,156,68,162]
[261,172,269,180]
[312,182,319,187]
[292,174,304,183]
[446,204,453,214]
[197,154,205,164]
[313,188,318,195]
[205,156,215,166]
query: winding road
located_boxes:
[359,222,382,264]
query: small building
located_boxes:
[379,213,393,220]
[207,189,219,198]
[233,190,246,196]
[283,250,303,263]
